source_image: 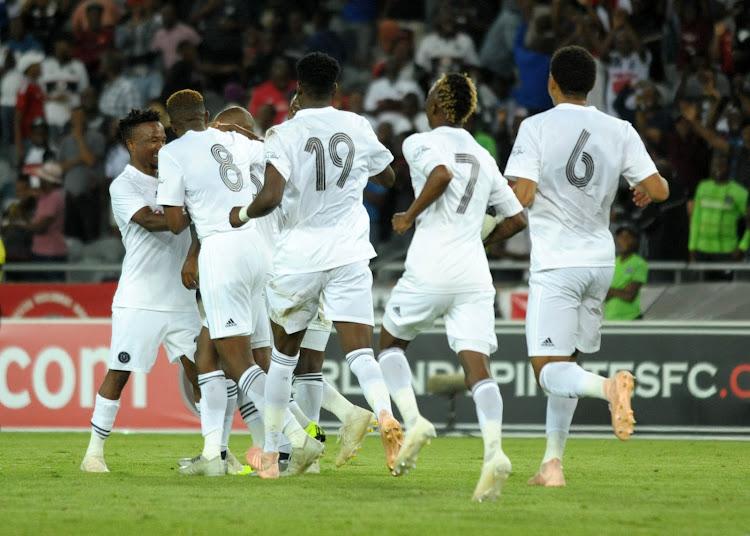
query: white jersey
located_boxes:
[504,103,657,272]
[110,165,196,313]
[401,127,523,293]
[264,106,393,274]
[156,128,265,240]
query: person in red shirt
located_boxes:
[15,50,46,165]
[74,2,115,77]
[247,57,296,126]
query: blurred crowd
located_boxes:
[0,0,749,283]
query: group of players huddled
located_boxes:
[79,46,669,502]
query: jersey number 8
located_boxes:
[305,133,356,191]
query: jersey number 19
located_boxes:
[305,133,356,191]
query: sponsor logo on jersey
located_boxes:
[540,337,554,348]
[225,318,237,328]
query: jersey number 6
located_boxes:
[305,133,356,191]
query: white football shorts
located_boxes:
[525,266,615,357]
[267,260,374,334]
[382,282,498,355]
[300,303,333,352]
[109,307,201,373]
[198,229,269,340]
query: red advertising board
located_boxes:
[0,320,222,431]
[0,283,117,318]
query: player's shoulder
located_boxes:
[109,166,142,194]
[402,130,433,154]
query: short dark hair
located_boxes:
[297,52,340,99]
[550,45,596,99]
[119,108,162,143]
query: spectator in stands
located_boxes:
[689,152,750,280]
[363,56,423,117]
[190,0,249,90]
[1,175,36,278]
[5,16,43,54]
[278,8,310,63]
[465,112,497,161]
[41,33,90,141]
[676,0,712,71]
[150,3,201,71]
[511,4,554,114]
[160,40,203,103]
[306,9,347,67]
[415,3,479,85]
[605,225,648,320]
[23,162,67,280]
[14,50,45,165]
[631,81,672,156]
[21,0,71,49]
[479,0,522,78]
[248,57,295,126]
[0,49,21,149]
[663,111,711,198]
[80,85,106,134]
[641,160,690,265]
[71,0,120,32]
[74,2,115,78]
[600,9,651,118]
[59,106,106,243]
[22,117,55,168]
[98,50,142,121]
[115,0,162,103]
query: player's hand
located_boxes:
[631,186,652,207]
[392,212,414,234]
[209,121,262,142]
[181,255,199,290]
[229,206,246,228]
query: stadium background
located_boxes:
[0,0,748,439]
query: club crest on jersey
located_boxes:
[118,352,131,363]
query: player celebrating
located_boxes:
[376,73,527,501]
[158,90,323,478]
[229,52,402,476]
[504,46,669,486]
[80,109,201,473]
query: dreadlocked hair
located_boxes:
[118,108,162,143]
[166,89,205,127]
[434,73,477,125]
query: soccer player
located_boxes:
[229,52,402,476]
[80,109,201,473]
[376,73,527,501]
[157,89,323,478]
[504,45,670,486]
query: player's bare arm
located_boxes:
[393,164,453,234]
[369,165,396,188]
[130,206,171,232]
[163,205,192,234]
[513,178,538,207]
[229,163,285,227]
[181,227,200,290]
[484,211,527,245]
[208,121,263,142]
[631,172,669,207]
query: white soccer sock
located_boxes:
[542,394,578,464]
[347,348,392,416]
[539,361,606,399]
[321,378,355,422]
[198,371,227,460]
[237,391,264,448]
[289,397,311,428]
[86,394,120,456]
[294,372,323,423]
[471,379,504,457]
[379,348,419,429]
[263,348,299,452]
[221,380,238,451]
[282,412,308,448]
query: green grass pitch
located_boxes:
[1,433,748,535]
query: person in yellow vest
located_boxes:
[605,225,648,320]
[0,233,5,281]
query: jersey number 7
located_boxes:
[455,153,479,214]
[305,133,356,191]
